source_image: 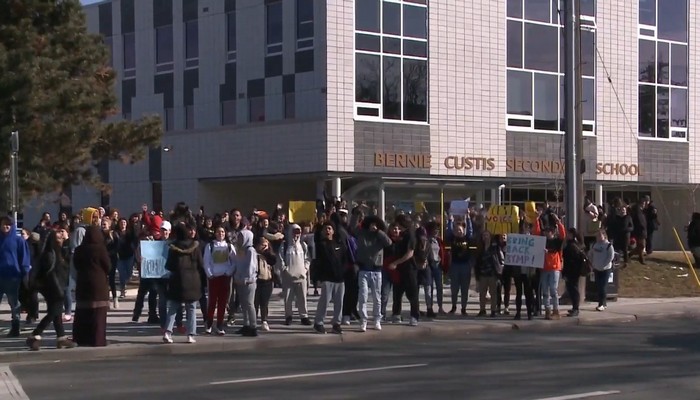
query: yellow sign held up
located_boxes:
[524,201,538,224]
[288,201,316,223]
[486,205,520,235]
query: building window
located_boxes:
[249,97,265,122]
[123,32,136,77]
[638,0,688,140]
[185,20,199,68]
[227,11,237,62]
[506,0,596,135]
[266,1,283,55]
[296,0,314,50]
[354,0,428,123]
[156,25,174,72]
[221,100,236,125]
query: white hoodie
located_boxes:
[587,240,615,271]
[203,240,236,278]
[278,237,310,282]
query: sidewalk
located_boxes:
[0,287,697,363]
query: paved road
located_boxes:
[7,318,700,399]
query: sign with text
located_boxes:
[140,241,170,279]
[505,234,546,268]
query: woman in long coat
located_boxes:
[72,225,111,347]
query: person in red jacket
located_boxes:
[533,214,566,320]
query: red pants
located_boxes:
[207,276,231,327]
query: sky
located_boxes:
[80,0,103,5]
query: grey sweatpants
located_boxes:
[237,282,257,329]
[283,276,309,318]
[314,281,345,326]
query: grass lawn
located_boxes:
[618,251,700,298]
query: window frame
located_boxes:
[184,20,199,69]
[226,10,237,62]
[296,0,314,50]
[123,32,136,77]
[266,1,283,56]
[155,25,174,73]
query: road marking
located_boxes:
[209,363,428,386]
[533,391,622,400]
[0,365,30,399]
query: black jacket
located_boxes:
[562,240,588,279]
[312,233,349,283]
[165,240,205,302]
[630,204,648,239]
[688,213,700,248]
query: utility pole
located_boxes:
[9,131,19,224]
[564,0,582,230]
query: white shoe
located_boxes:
[409,317,418,326]
[596,305,606,312]
[186,335,196,344]
[374,321,382,331]
[112,298,119,309]
[162,332,173,344]
[261,321,270,331]
[342,316,351,325]
[360,321,367,332]
[204,326,212,335]
[217,328,225,336]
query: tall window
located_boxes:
[354,0,428,123]
[296,0,314,50]
[227,11,237,62]
[266,1,283,55]
[123,32,136,78]
[638,0,688,140]
[156,25,174,72]
[506,0,596,134]
[185,20,199,68]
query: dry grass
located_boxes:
[618,251,700,298]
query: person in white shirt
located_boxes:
[203,227,236,334]
[277,224,312,326]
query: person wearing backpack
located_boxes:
[562,228,588,317]
[587,230,615,312]
[278,224,312,327]
[203,226,235,335]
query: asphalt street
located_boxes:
[9,318,700,400]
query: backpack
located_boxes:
[413,229,429,270]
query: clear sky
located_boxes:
[80,0,103,5]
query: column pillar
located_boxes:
[331,177,342,199]
[595,183,604,206]
[490,188,497,206]
[378,181,386,221]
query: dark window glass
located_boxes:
[403,5,427,39]
[582,77,595,121]
[524,23,557,72]
[403,58,427,121]
[638,39,655,83]
[658,0,687,42]
[507,20,522,68]
[524,0,551,22]
[358,107,380,116]
[297,0,314,39]
[383,1,400,35]
[581,0,595,16]
[156,25,173,64]
[671,88,687,127]
[657,41,669,84]
[356,53,380,103]
[403,40,427,57]
[507,70,532,116]
[185,20,198,59]
[164,108,175,131]
[507,0,522,18]
[657,86,669,138]
[285,92,295,119]
[404,0,426,4]
[221,100,236,125]
[581,29,594,77]
[383,56,401,120]
[640,28,655,36]
[356,0,380,32]
[249,97,265,122]
[638,85,655,137]
[551,0,558,24]
[384,37,401,54]
[356,34,381,52]
[671,44,688,86]
[124,32,135,69]
[639,0,656,25]
[534,73,558,130]
[227,11,236,53]
[267,1,283,46]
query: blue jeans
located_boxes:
[450,261,471,310]
[594,269,612,307]
[116,257,133,293]
[358,270,382,322]
[166,300,197,336]
[540,270,560,311]
[0,277,21,322]
[429,262,443,309]
[380,270,393,319]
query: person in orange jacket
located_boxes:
[533,214,566,320]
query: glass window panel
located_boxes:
[404,0,426,4]
[403,58,427,121]
[124,33,135,70]
[383,56,401,120]
[383,37,401,54]
[560,27,564,73]
[671,44,688,86]
[298,22,314,39]
[534,73,558,130]
[356,34,381,52]
[297,0,314,25]
[507,70,532,116]
[639,0,656,25]
[185,20,198,59]
[524,23,558,72]
[657,41,669,84]
[640,28,655,37]
[383,1,401,35]
[581,0,595,16]
[658,0,687,42]
[266,2,283,45]
[249,97,265,122]
[657,86,669,138]
[403,40,427,57]
[671,88,687,127]
[357,107,380,116]
[524,0,551,22]
[356,0,380,32]
[156,26,173,64]
[582,77,595,121]
[581,29,595,77]
[227,12,236,53]
[403,5,427,39]
[638,39,656,83]
[507,0,522,18]
[638,85,655,137]
[356,53,380,103]
[507,20,522,68]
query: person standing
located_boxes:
[643,196,659,255]
[101,217,120,309]
[203,227,235,335]
[312,222,349,334]
[20,228,41,325]
[588,230,615,312]
[562,228,588,317]
[254,237,277,332]
[475,232,503,317]
[447,222,473,316]
[233,230,259,337]
[533,215,566,320]
[114,218,135,300]
[388,221,420,326]
[72,226,111,347]
[0,216,31,337]
[278,224,312,326]
[630,199,648,264]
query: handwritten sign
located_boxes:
[505,234,546,268]
[140,241,170,279]
[449,199,470,215]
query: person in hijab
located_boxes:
[72,225,111,347]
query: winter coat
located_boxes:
[165,239,205,302]
[313,231,349,283]
[73,226,111,306]
[35,238,71,302]
[588,240,615,271]
[562,240,588,279]
[688,213,700,248]
[630,204,648,239]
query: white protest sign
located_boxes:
[449,198,470,215]
[140,241,170,278]
[505,234,546,268]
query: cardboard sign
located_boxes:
[486,205,521,234]
[140,241,170,279]
[449,199,470,216]
[504,234,546,268]
[288,201,316,223]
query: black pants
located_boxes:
[392,267,419,320]
[513,273,534,317]
[19,284,39,321]
[33,297,65,337]
[564,276,580,311]
[108,262,117,299]
[342,268,360,318]
[646,230,655,254]
[254,280,274,322]
[497,266,514,310]
[133,279,166,321]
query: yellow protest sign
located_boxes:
[288,201,316,223]
[485,205,520,235]
[524,201,538,224]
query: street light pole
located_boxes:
[9,131,19,223]
[564,0,581,230]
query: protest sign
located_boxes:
[288,201,316,223]
[504,234,546,268]
[140,241,170,279]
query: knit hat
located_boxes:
[81,207,99,225]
